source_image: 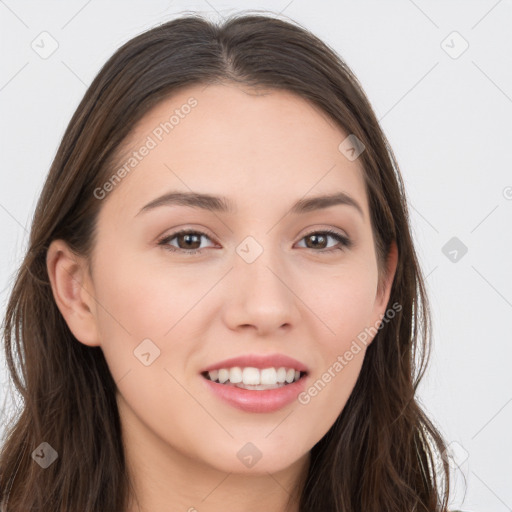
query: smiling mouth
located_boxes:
[201,367,307,390]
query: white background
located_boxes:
[1,1,511,510]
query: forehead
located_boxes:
[102,82,368,220]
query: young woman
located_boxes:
[0,12,454,512]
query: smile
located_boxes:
[201,367,308,413]
[203,366,304,388]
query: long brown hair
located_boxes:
[0,12,450,511]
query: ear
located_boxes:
[46,239,100,347]
[371,239,399,328]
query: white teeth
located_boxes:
[218,369,229,384]
[242,367,260,385]
[229,367,243,384]
[206,366,303,386]
[260,368,277,385]
[233,382,283,390]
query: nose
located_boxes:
[222,242,300,336]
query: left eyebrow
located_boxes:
[135,190,364,219]
[135,191,235,216]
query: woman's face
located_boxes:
[53,83,396,477]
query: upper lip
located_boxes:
[201,353,309,374]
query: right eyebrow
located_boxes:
[290,192,364,219]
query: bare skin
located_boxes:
[46,82,397,512]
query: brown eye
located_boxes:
[157,228,352,256]
[158,230,214,254]
[297,230,352,252]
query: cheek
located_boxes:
[301,260,378,344]
[92,251,203,421]
[90,248,204,387]
[295,265,376,416]
[92,247,208,341]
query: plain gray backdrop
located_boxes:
[1,1,511,510]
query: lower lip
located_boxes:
[201,375,308,413]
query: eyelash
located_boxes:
[157,228,353,255]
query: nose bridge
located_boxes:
[236,233,287,297]
[226,233,298,331]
